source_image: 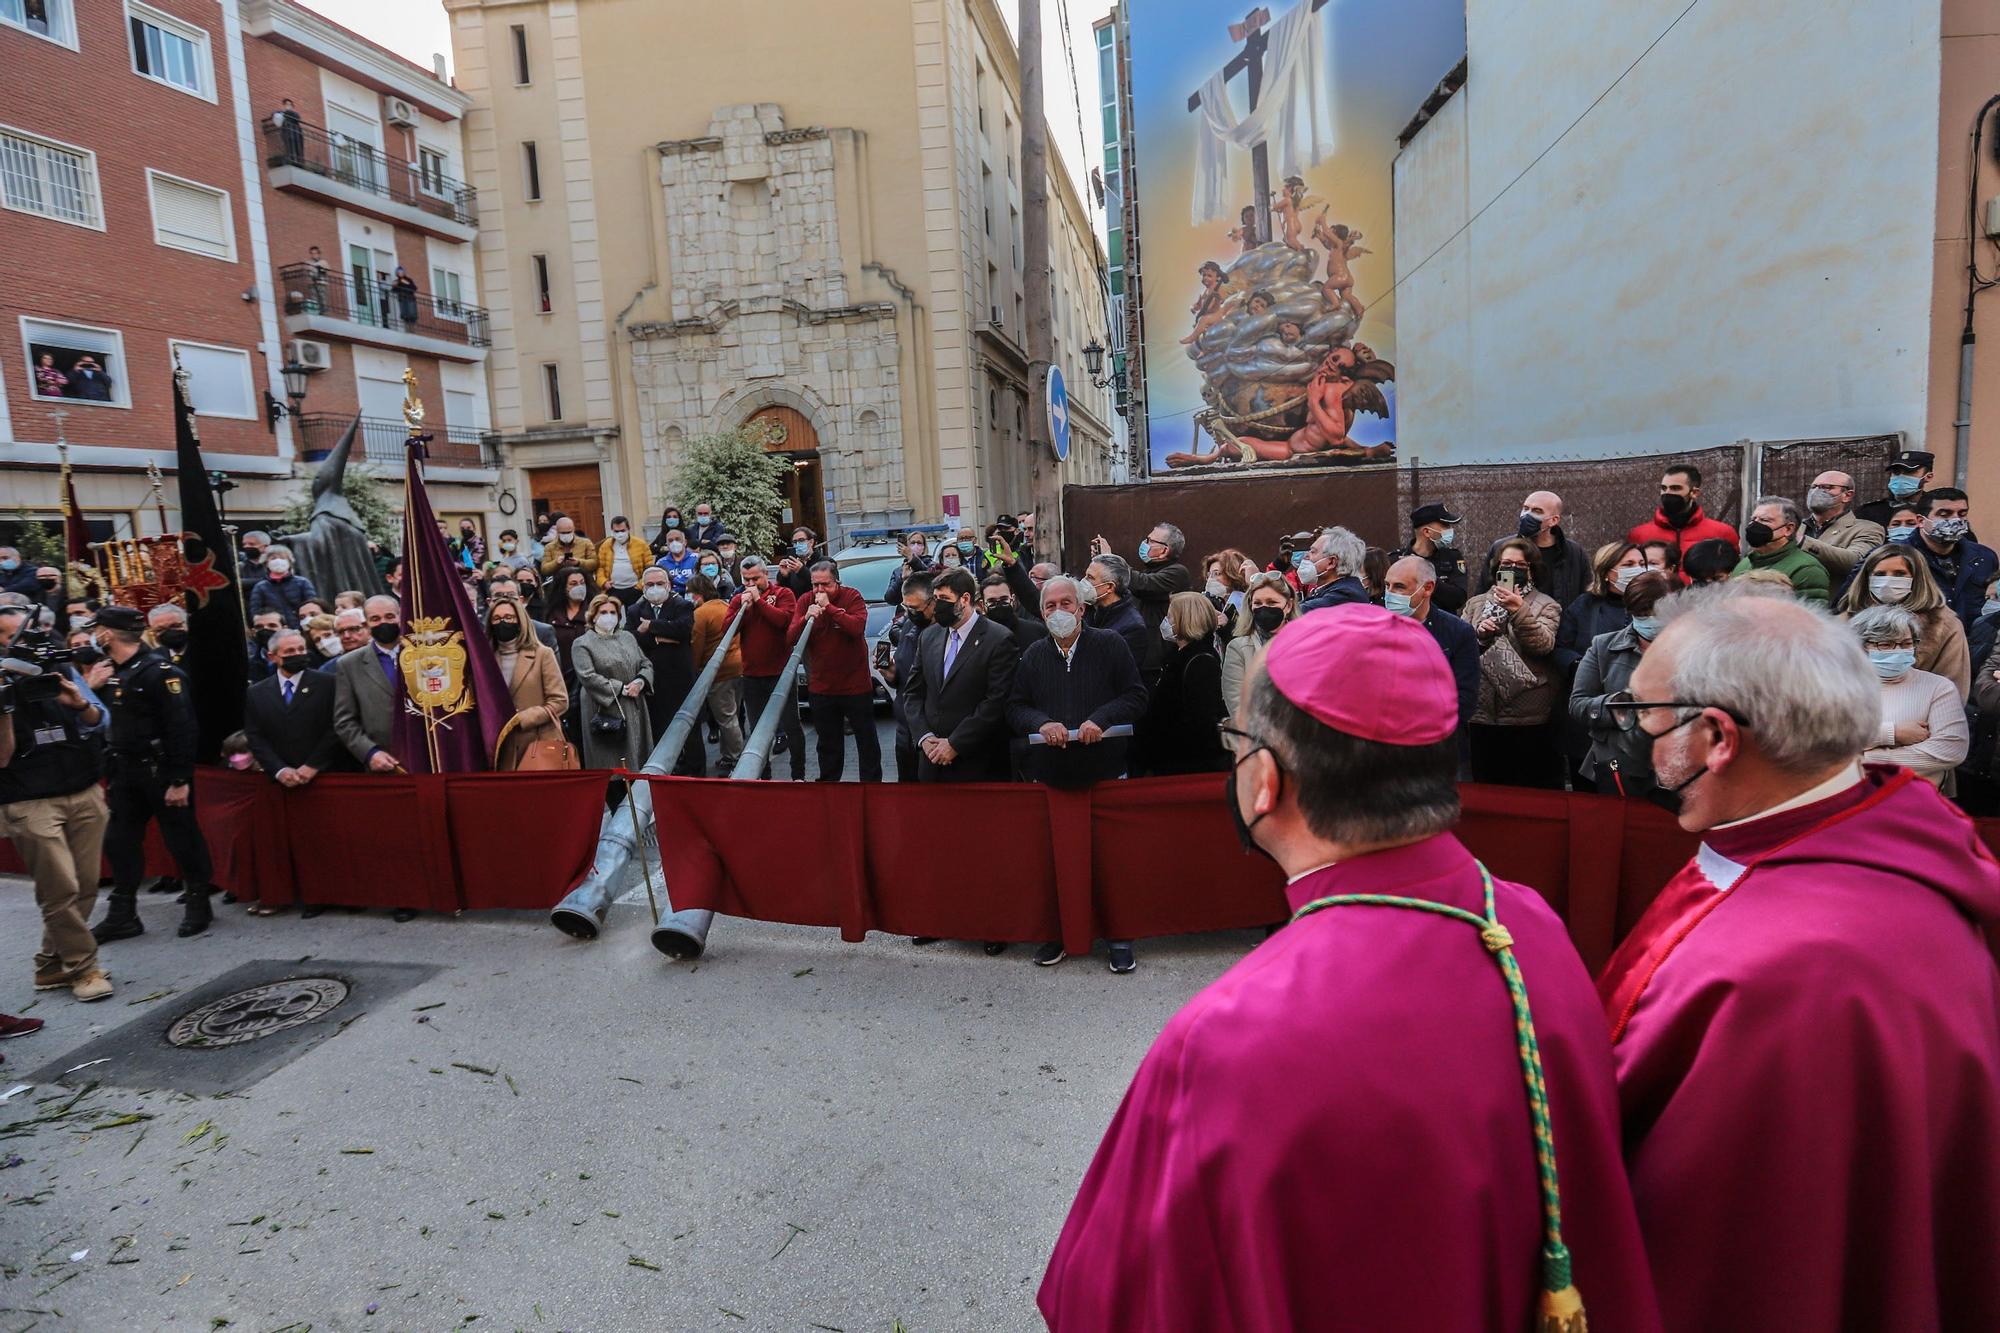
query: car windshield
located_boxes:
[866,603,894,638]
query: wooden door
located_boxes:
[528,463,605,542]
[746,405,826,541]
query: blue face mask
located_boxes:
[1137,541,1154,563]
[1630,615,1663,641]
[1383,590,1416,617]
[0,558,16,572]
[958,540,977,556]
[793,540,811,557]
[1868,648,1916,680]
[1887,525,1918,544]
[699,565,719,579]
[1985,598,2000,619]
[1887,475,1922,499]
[1289,551,1308,570]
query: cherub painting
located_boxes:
[1226,204,1261,254]
[1272,175,1324,251]
[1182,260,1235,344]
[1312,214,1371,324]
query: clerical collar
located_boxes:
[1694,762,1869,891]
[1713,762,1863,830]
[1286,860,1340,886]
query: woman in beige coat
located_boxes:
[1462,538,1563,787]
[485,593,570,770]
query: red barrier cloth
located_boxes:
[446,772,607,910]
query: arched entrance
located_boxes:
[745,404,827,543]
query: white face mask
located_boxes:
[1159,618,1176,642]
[667,541,684,555]
[594,613,621,634]
[642,585,669,604]
[317,636,342,657]
[1867,573,1913,604]
[1205,578,1228,598]
[267,558,291,576]
[1044,609,1079,639]
[567,585,586,602]
[1612,565,1641,591]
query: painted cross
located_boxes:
[1186,0,1331,247]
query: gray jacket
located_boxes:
[1567,625,1652,789]
[571,628,655,771]
[333,642,399,764]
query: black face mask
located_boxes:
[1225,748,1279,862]
[274,655,307,675]
[1660,493,1696,524]
[1250,606,1285,636]
[157,628,189,651]
[986,604,1017,628]
[1743,520,1777,549]
[904,607,929,627]
[491,621,521,643]
[932,599,962,629]
[254,627,276,646]
[370,622,401,647]
[1516,512,1542,539]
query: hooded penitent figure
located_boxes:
[1040,604,1660,1332]
[1601,585,2000,1331]
[279,416,387,598]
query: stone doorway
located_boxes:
[746,405,827,542]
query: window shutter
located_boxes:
[151,175,228,257]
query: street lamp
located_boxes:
[1082,336,1106,382]
[266,360,311,431]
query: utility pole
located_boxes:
[1020,0,1062,561]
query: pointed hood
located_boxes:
[309,416,366,530]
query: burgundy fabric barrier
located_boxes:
[651,775,1703,963]
[0,767,607,913]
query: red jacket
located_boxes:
[726,584,798,678]
[785,583,873,696]
[1627,505,1740,569]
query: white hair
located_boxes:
[1311,526,1366,580]
[1389,554,1437,586]
[1849,603,1921,646]
[1754,495,1803,529]
[1654,584,1878,772]
[1040,574,1083,609]
[1090,553,1131,594]
[148,602,188,625]
[1151,522,1187,557]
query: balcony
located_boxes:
[296,413,497,470]
[262,117,478,242]
[278,263,490,363]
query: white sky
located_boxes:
[303,0,1111,237]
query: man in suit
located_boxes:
[904,567,1020,784]
[981,574,1046,653]
[243,630,344,783]
[333,594,402,772]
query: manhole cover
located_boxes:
[167,978,351,1048]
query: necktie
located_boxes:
[379,648,397,686]
[944,628,962,678]
[282,677,295,706]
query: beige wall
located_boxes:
[1931,0,2000,500]
[448,0,1113,543]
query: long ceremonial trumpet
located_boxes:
[548,608,746,948]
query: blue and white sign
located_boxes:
[1044,364,1071,463]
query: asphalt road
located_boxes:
[0,875,1262,1331]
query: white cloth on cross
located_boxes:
[1191,0,1335,226]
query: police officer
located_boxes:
[1390,502,1469,615]
[90,605,217,941]
[1855,450,1934,529]
[0,604,114,1002]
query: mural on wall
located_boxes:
[1129,0,1464,474]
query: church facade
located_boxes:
[445,0,1122,549]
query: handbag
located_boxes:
[589,711,627,737]
[517,737,579,771]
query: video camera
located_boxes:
[1,641,89,707]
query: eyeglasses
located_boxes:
[1600,692,1749,733]
[1216,722,1269,753]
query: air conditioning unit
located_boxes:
[385,97,418,128]
[990,305,1004,328]
[1985,195,2000,239]
[285,339,333,371]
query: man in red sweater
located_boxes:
[786,560,882,782]
[1626,463,1739,572]
[727,557,806,780]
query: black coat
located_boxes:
[627,596,695,731]
[242,667,346,775]
[1005,627,1148,788]
[1479,528,1592,612]
[904,613,1020,782]
[1138,640,1229,776]
[1556,591,1631,674]
[1088,596,1151,678]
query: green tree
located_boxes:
[278,465,403,551]
[669,428,788,556]
[7,508,63,566]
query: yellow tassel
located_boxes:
[1537,1284,1586,1333]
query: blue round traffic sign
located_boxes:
[1045,365,1071,463]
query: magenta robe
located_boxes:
[1039,832,1660,1331]
[1603,766,2000,1331]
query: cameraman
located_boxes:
[0,604,114,1003]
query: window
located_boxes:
[128,3,211,99]
[431,267,465,319]
[975,63,985,137]
[146,171,231,259]
[1009,206,1019,270]
[417,146,449,197]
[0,126,99,228]
[510,24,530,85]
[532,254,551,313]
[981,165,992,238]
[522,141,541,201]
[542,363,562,421]
[168,340,253,418]
[2,0,76,46]
[22,318,128,409]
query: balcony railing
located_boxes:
[296,413,497,469]
[278,263,491,349]
[263,117,477,227]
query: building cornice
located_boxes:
[243,0,469,121]
[628,298,897,340]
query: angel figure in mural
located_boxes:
[1276,342,1394,460]
[1227,203,1262,254]
[1312,215,1371,325]
[1271,175,1324,251]
[1182,261,1234,344]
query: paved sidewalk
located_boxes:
[0,881,1256,1331]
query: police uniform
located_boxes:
[1390,502,1470,615]
[1854,449,1933,530]
[93,606,215,940]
